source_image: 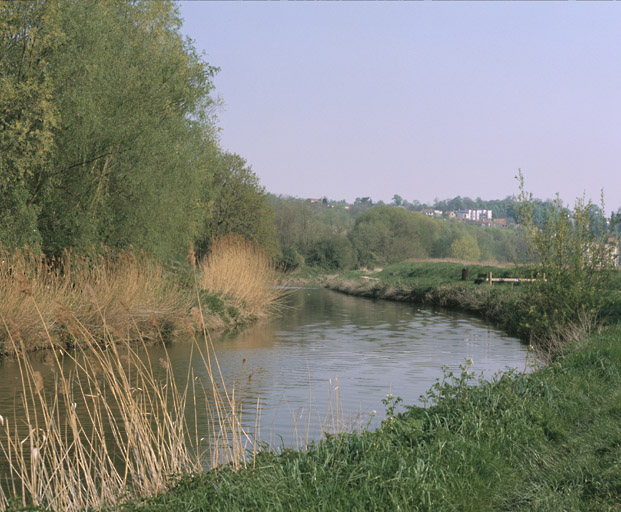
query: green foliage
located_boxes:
[0,0,62,247]
[1,0,223,260]
[349,206,436,266]
[271,195,355,270]
[43,0,217,258]
[280,247,304,272]
[305,235,355,270]
[197,151,276,256]
[201,292,225,313]
[516,171,617,344]
[448,233,481,261]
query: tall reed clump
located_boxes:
[0,246,191,355]
[199,235,285,319]
[0,297,252,511]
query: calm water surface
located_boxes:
[0,288,531,448]
[171,288,530,444]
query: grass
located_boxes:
[117,325,621,512]
[0,237,287,357]
[0,236,288,510]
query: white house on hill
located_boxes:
[456,209,493,221]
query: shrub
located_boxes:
[306,235,355,270]
[516,172,617,348]
[448,234,481,261]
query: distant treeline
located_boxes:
[270,194,620,271]
[270,196,525,270]
[1,0,274,260]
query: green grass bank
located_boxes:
[119,324,621,512]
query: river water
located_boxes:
[0,288,532,451]
[168,287,530,445]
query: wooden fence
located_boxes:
[474,272,546,286]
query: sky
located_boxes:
[178,2,621,212]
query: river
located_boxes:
[0,288,531,453]
[165,287,530,446]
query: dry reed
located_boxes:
[0,247,191,355]
[199,235,286,319]
[0,295,252,511]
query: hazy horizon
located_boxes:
[179,2,620,213]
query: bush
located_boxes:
[280,247,305,272]
[306,235,355,271]
[516,172,617,347]
[448,234,481,261]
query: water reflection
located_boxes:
[195,288,529,444]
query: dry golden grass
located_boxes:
[199,235,286,319]
[0,247,191,355]
[0,240,290,509]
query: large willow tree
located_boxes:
[1,0,219,259]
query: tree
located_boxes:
[1,0,220,259]
[448,234,480,261]
[392,194,403,207]
[516,171,617,346]
[0,0,62,247]
[197,151,276,256]
[349,206,435,266]
[306,235,355,270]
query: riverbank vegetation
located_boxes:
[198,234,285,322]
[1,0,275,262]
[326,261,621,353]
[1,0,283,354]
[0,247,190,356]
[0,237,284,357]
[327,179,620,354]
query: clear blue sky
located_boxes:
[178,1,621,212]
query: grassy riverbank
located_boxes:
[3,256,619,510]
[118,324,621,512]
